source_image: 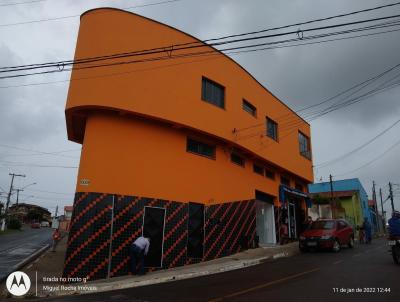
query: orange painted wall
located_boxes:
[66,8,313,201]
[78,112,285,204]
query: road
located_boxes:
[0,226,52,281]
[38,237,398,302]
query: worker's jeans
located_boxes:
[130,244,145,275]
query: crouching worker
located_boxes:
[130,236,150,275]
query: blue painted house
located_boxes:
[308,178,373,231]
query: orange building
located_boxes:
[64,8,313,280]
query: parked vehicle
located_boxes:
[31,222,41,229]
[299,219,354,252]
[388,235,400,265]
[41,221,50,227]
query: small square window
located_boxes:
[242,99,257,117]
[231,153,245,167]
[266,117,278,141]
[253,164,264,175]
[265,169,275,180]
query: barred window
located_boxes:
[242,99,257,117]
[266,117,278,141]
[201,77,225,109]
[187,138,216,159]
[230,153,245,167]
[298,132,311,159]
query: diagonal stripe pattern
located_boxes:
[63,192,256,281]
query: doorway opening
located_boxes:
[255,190,276,245]
[142,206,166,268]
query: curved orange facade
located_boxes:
[66,8,313,204]
[64,8,315,281]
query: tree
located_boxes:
[8,217,22,230]
[27,209,43,222]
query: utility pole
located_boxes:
[389,182,395,213]
[329,174,335,218]
[55,205,58,218]
[1,173,26,231]
[372,181,379,232]
[379,188,386,233]
[14,189,23,206]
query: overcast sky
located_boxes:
[0,0,399,218]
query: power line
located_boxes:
[3,24,400,90]
[334,138,400,177]
[24,188,73,196]
[2,11,400,75]
[315,118,400,167]
[204,1,400,42]
[235,67,400,142]
[3,16,400,81]
[0,144,80,159]
[0,161,78,168]
[0,0,188,27]
[0,0,46,7]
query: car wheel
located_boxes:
[392,245,400,265]
[332,239,341,253]
[348,236,354,249]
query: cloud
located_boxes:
[0,0,399,213]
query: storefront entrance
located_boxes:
[287,199,306,239]
[256,200,276,245]
[279,185,310,242]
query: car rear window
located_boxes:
[310,221,335,230]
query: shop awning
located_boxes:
[279,185,312,208]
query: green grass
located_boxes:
[0,228,23,235]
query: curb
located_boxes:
[52,248,299,297]
[13,244,50,272]
[0,244,50,283]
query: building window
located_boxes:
[295,182,304,192]
[187,138,216,159]
[242,99,257,117]
[231,153,245,167]
[265,169,275,180]
[298,131,311,159]
[281,176,290,186]
[253,164,264,175]
[266,117,278,141]
[201,77,225,109]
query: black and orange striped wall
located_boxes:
[63,193,255,280]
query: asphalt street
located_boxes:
[0,226,52,281]
[38,237,398,302]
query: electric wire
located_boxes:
[0,0,46,7]
[334,139,400,177]
[2,17,400,81]
[2,11,400,75]
[315,119,400,167]
[0,144,80,159]
[0,0,188,27]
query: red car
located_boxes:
[299,219,354,252]
[31,222,41,229]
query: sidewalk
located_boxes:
[5,240,299,298]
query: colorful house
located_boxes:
[308,179,372,230]
[63,8,314,280]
